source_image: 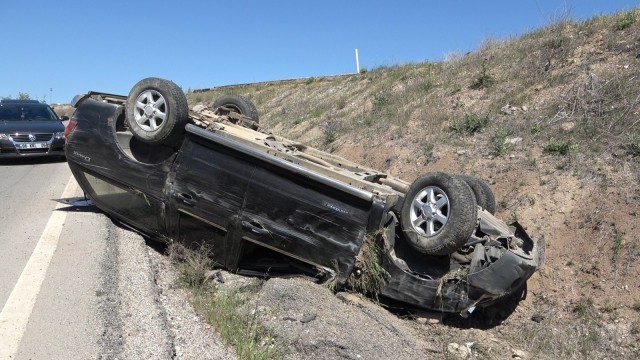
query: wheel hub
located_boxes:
[421,203,437,220]
[144,105,155,117]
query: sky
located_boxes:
[1,0,638,104]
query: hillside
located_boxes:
[186,9,640,359]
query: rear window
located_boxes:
[0,104,58,121]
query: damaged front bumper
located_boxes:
[378,211,545,315]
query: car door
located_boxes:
[167,134,255,267]
[240,163,373,283]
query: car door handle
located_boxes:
[241,221,270,235]
[176,193,194,206]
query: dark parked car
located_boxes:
[0,99,67,158]
[65,78,544,315]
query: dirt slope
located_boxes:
[188,9,640,359]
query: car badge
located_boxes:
[28,134,36,142]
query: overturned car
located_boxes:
[65,78,544,316]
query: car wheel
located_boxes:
[126,78,189,146]
[460,175,496,214]
[212,94,259,122]
[400,172,478,255]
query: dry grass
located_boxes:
[184,7,640,357]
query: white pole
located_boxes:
[355,49,360,74]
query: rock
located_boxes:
[531,313,544,322]
[447,343,471,359]
[456,150,467,155]
[561,122,575,131]
[501,104,515,115]
[506,137,523,145]
[512,348,527,358]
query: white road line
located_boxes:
[0,176,78,360]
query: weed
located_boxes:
[346,233,390,296]
[320,110,343,144]
[309,107,325,118]
[450,113,490,135]
[602,300,619,313]
[490,128,515,156]
[612,228,625,263]
[418,79,434,92]
[336,97,347,110]
[372,90,392,114]
[530,123,545,134]
[470,58,496,89]
[633,300,640,312]
[451,98,465,110]
[629,133,640,156]
[305,77,315,85]
[169,243,215,288]
[573,297,595,318]
[544,138,573,155]
[194,287,281,359]
[170,244,282,359]
[423,143,435,159]
[614,10,637,30]
[526,151,538,168]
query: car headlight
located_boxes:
[0,133,10,140]
[55,132,65,140]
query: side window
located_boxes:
[83,172,162,233]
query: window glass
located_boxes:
[84,172,160,231]
[0,104,58,121]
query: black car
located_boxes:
[0,99,67,158]
[65,78,544,315]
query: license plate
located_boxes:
[17,142,49,149]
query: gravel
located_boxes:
[96,224,235,359]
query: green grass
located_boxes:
[169,244,282,360]
[629,133,640,156]
[612,228,625,263]
[450,113,490,135]
[614,10,637,30]
[490,128,515,156]
[544,138,574,155]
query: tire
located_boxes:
[460,175,496,214]
[125,78,189,146]
[212,94,259,122]
[400,172,478,255]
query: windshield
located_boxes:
[0,104,59,121]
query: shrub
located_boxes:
[614,10,637,30]
[450,113,490,135]
[629,133,640,156]
[544,138,573,155]
[490,128,515,156]
[470,58,496,89]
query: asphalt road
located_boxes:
[0,158,234,359]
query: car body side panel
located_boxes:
[65,99,174,237]
[241,163,372,283]
[168,135,256,266]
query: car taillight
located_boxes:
[65,118,78,143]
